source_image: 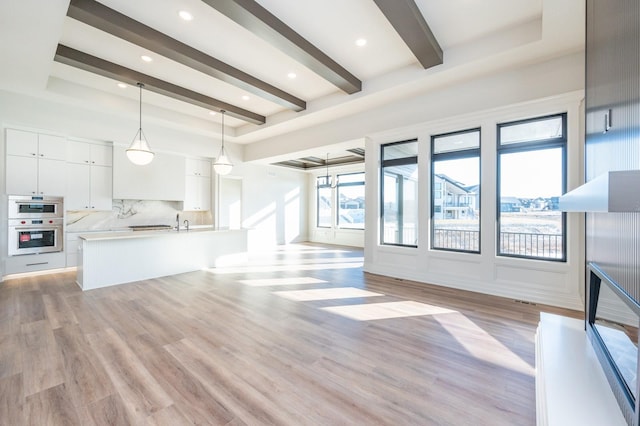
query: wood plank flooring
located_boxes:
[0,244,581,425]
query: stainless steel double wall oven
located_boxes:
[8,195,63,256]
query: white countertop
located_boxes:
[78,226,242,241]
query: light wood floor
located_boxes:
[0,244,581,425]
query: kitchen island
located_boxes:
[77,227,247,290]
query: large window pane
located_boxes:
[431,129,480,253]
[497,114,566,261]
[381,140,418,246]
[337,172,365,229]
[317,176,332,228]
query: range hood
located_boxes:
[559,170,640,212]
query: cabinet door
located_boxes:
[6,155,38,194]
[184,175,211,211]
[199,176,211,210]
[90,166,113,210]
[186,158,211,177]
[38,159,67,196]
[67,140,92,164]
[38,134,67,161]
[184,174,201,210]
[66,163,91,210]
[91,144,113,167]
[199,159,211,177]
[6,129,38,157]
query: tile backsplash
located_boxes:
[66,199,212,231]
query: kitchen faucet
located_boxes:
[183,219,190,231]
[176,213,180,231]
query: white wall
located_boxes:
[221,162,308,250]
[364,91,585,311]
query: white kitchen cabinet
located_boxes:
[38,134,67,160]
[65,141,113,211]
[66,163,112,211]
[6,128,38,157]
[5,129,67,196]
[184,174,211,211]
[185,157,211,177]
[38,158,68,196]
[5,252,66,275]
[183,157,211,211]
[6,129,66,160]
[67,140,112,166]
[5,156,38,195]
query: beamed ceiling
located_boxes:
[0,0,584,168]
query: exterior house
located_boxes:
[433,174,478,219]
[500,196,523,213]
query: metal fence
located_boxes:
[433,229,479,252]
[499,231,563,259]
[384,227,563,259]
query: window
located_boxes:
[381,140,418,246]
[337,172,365,229]
[316,176,332,228]
[431,129,480,253]
[497,114,566,261]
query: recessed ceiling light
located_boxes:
[287,72,297,79]
[209,111,217,116]
[178,10,193,21]
[141,55,153,62]
[117,82,127,89]
[355,38,367,47]
[242,95,250,101]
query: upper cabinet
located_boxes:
[67,140,112,167]
[185,157,211,177]
[65,140,113,211]
[6,129,67,196]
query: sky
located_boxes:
[435,148,563,198]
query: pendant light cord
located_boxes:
[221,110,225,150]
[138,82,143,133]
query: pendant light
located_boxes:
[318,153,338,188]
[213,110,233,175]
[126,82,154,165]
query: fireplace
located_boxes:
[587,263,640,426]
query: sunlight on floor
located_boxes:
[207,260,363,275]
[434,313,534,375]
[322,301,456,321]
[273,287,383,301]
[238,277,327,287]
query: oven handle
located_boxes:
[11,227,62,231]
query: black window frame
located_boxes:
[430,127,481,254]
[380,139,418,248]
[496,113,567,262]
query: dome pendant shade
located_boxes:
[213,149,233,175]
[127,82,154,165]
[126,129,154,165]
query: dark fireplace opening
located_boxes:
[587,263,640,426]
